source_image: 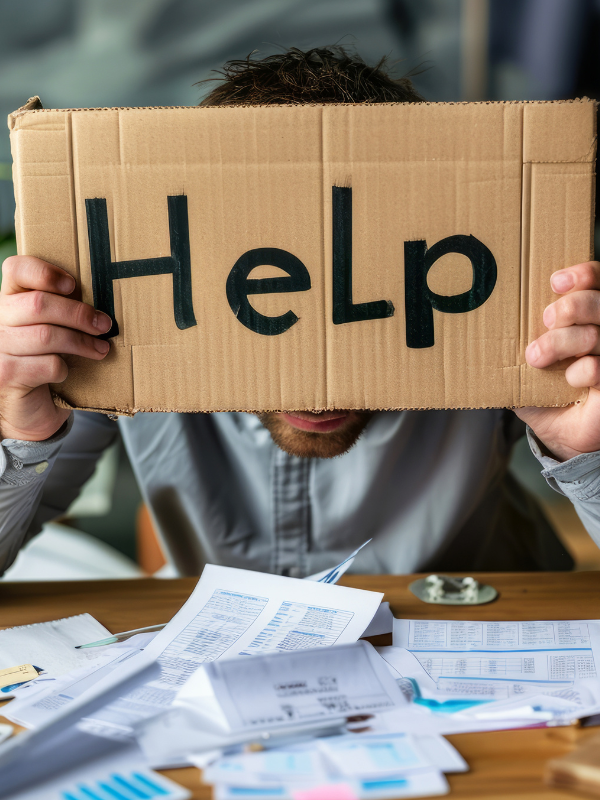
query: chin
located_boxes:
[256,411,374,459]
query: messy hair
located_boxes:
[198,46,423,106]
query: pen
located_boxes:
[75,623,167,649]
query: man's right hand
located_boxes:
[0,256,112,442]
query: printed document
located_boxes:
[79,565,383,738]
[3,635,155,729]
[0,614,112,696]
[392,619,600,704]
[205,641,405,731]
[7,742,190,800]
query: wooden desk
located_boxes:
[1,571,599,799]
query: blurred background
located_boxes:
[0,0,599,579]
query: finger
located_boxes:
[1,256,75,297]
[543,290,600,330]
[0,291,112,335]
[0,324,109,360]
[0,353,69,390]
[550,261,600,294]
[565,354,600,390]
[526,325,600,368]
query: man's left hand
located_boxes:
[515,261,600,461]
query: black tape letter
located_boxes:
[332,186,394,325]
[404,234,497,349]
[226,248,311,336]
[86,195,196,338]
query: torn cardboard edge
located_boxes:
[11,98,597,415]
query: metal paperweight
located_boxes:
[409,575,498,606]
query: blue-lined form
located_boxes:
[391,618,600,704]
[12,746,190,800]
[61,770,172,799]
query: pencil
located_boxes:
[75,623,167,649]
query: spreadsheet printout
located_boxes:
[394,620,598,652]
[76,565,382,738]
[392,619,600,697]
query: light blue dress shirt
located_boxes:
[0,408,598,577]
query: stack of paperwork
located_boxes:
[3,553,600,799]
[196,733,467,799]
[370,618,600,735]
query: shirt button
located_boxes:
[288,567,302,579]
[35,461,49,475]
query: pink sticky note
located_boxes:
[292,784,358,800]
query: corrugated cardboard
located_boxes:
[8,97,597,414]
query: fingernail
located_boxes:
[59,276,75,294]
[93,312,112,333]
[551,271,574,293]
[526,342,540,364]
[543,304,556,328]
[94,339,110,354]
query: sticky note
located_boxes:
[292,784,358,800]
[0,664,38,689]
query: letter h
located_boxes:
[85,195,197,337]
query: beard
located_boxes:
[255,411,374,459]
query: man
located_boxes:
[1,47,599,577]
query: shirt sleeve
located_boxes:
[0,410,120,575]
[527,426,600,548]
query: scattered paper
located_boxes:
[212,769,449,799]
[3,636,154,729]
[0,614,112,696]
[5,742,190,800]
[361,604,393,638]
[79,565,382,740]
[201,747,329,787]
[206,641,405,732]
[306,541,372,584]
[393,619,600,696]
[318,733,454,779]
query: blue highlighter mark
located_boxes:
[98,781,131,800]
[362,778,409,790]
[78,785,105,800]
[132,773,169,795]
[112,773,151,798]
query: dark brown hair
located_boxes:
[199,46,423,106]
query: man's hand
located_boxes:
[516,261,600,461]
[0,256,112,442]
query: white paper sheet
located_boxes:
[212,769,449,799]
[200,733,465,790]
[79,565,383,739]
[201,747,330,787]
[394,619,600,653]
[318,734,437,778]
[206,641,405,732]
[306,540,372,583]
[361,604,393,638]
[3,637,152,729]
[0,614,112,697]
[393,619,600,696]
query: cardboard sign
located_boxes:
[8,97,597,414]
